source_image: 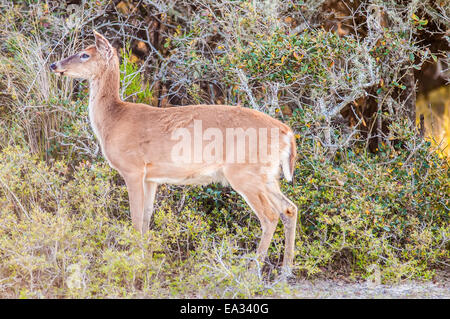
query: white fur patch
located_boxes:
[280,132,293,182]
[146,166,229,186]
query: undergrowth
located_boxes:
[0,0,448,298]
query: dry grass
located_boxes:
[0,0,448,298]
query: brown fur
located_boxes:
[50,31,298,271]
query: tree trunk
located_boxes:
[403,68,416,125]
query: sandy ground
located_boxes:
[288,279,450,299]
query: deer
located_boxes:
[50,31,298,273]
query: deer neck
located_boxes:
[88,64,121,143]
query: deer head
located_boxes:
[49,31,116,80]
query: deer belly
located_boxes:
[145,164,228,186]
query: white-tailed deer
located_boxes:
[50,31,298,271]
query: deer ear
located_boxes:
[93,30,113,60]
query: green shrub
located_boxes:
[119,45,153,104]
[0,0,448,298]
[220,29,360,87]
[282,112,449,281]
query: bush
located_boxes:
[0,0,448,298]
[0,142,287,298]
[285,112,449,281]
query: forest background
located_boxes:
[0,0,448,298]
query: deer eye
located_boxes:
[80,53,90,60]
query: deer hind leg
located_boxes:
[123,172,145,233]
[143,181,158,233]
[223,167,280,264]
[226,167,298,271]
[266,178,297,272]
[280,198,297,271]
[265,180,298,271]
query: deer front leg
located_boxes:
[143,181,158,232]
[123,172,145,233]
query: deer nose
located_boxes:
[49,63,57,70]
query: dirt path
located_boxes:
[288,279,449,298]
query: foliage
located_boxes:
[221,29,361,86]
[0,0,448,298]
[286,110,449,280]
[119,45,153,104]
[0,141,283,298]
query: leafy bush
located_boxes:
[285,111,449,281]
[221,29,361,86]
[0,0,448,298]
[0,142,283,298]
[119,45,153,104]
